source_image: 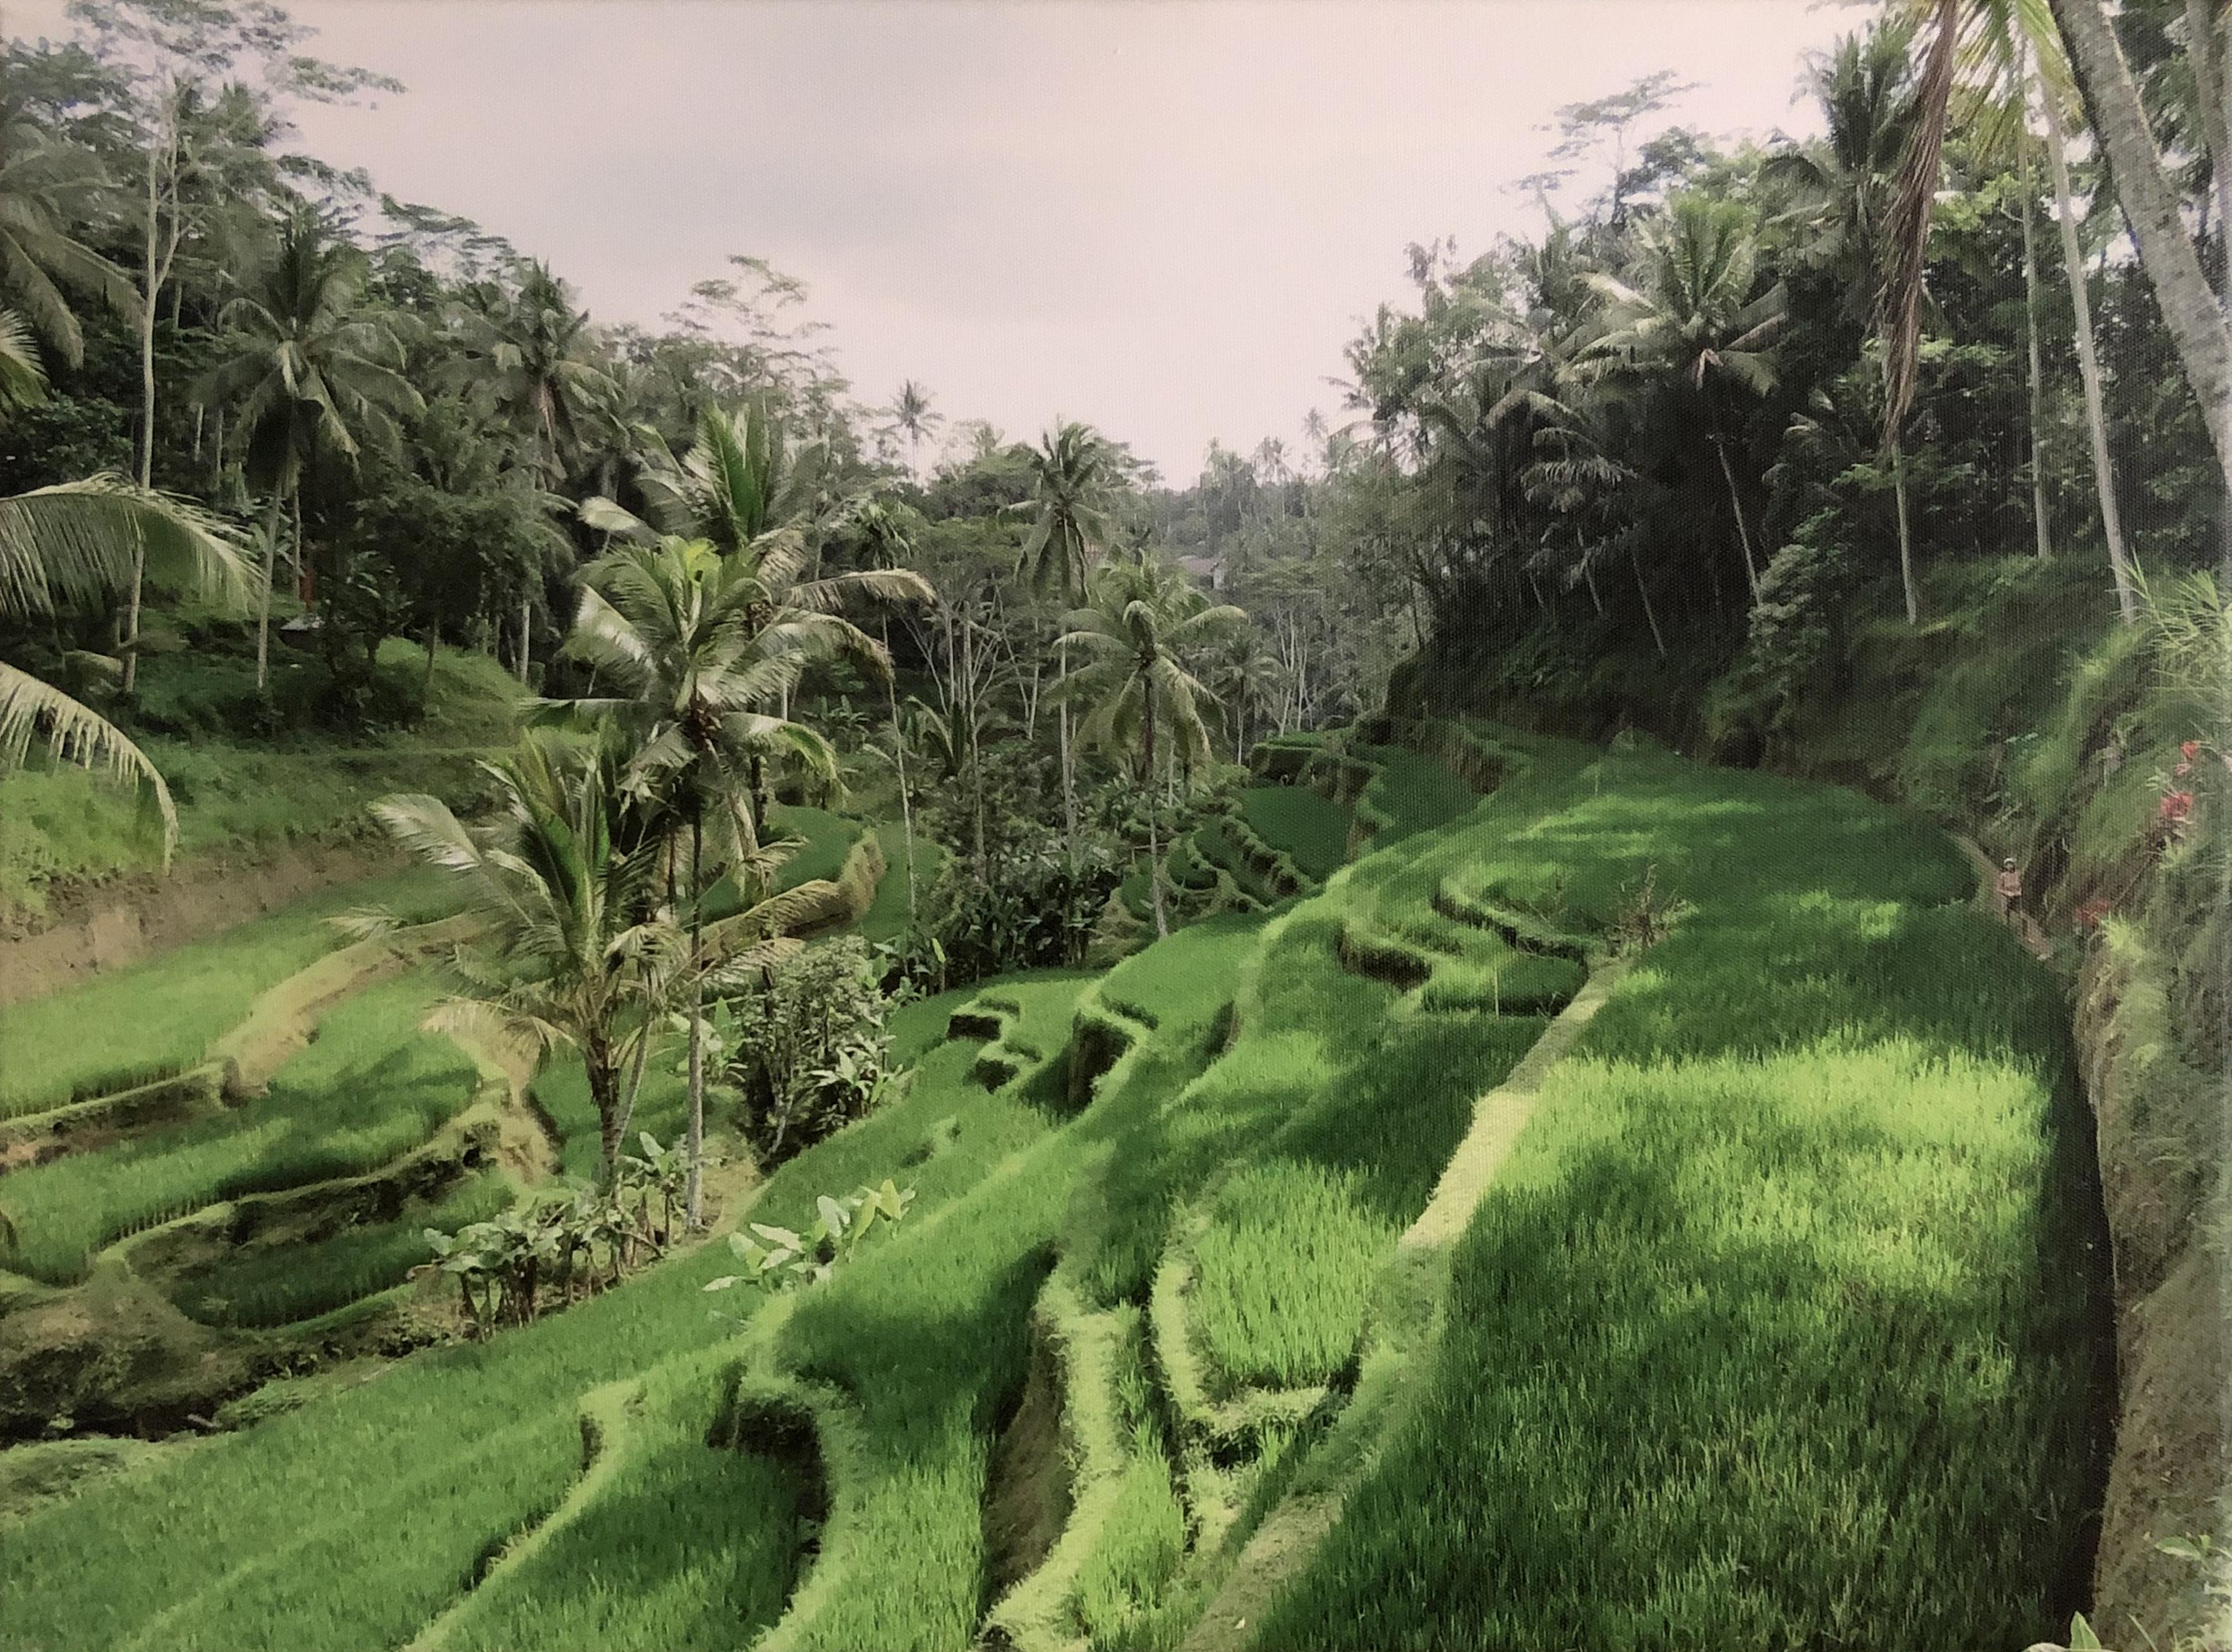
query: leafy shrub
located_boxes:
[722,937,897,1163]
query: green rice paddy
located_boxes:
[0,723,2108,1652]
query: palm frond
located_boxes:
[0,660,177,861]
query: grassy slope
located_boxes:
[0,642,519,920]
[0,866,449,1116]
[1254,735,2104,1651]
[1,972,478,1282]
[1237,785,1350,881]
[0,726,2104,1652]
[0,976,1076,1652]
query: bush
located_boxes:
[724,938,897,1164]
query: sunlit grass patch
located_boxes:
[1,973,476,1282]
[0,866,451,1116]
[1259,1033,2101,1651]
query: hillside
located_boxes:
[0,724,2107,1651]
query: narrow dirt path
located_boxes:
[1955,835,2052,961]
[208,914,478,1096]
[1180,957,1630,1652]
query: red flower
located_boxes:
[2181,741,2202,760]
[2159,791,2195,823]
[2075,897,2113,931]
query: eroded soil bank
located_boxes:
[0,839,400,1007]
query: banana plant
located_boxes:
[703,1178,914,1314]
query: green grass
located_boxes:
[0,641,518,918]
[1237,786,1351,881]
[1352,744,1481,842]
[1186,1014,1546,1397]
[0,866,451,1117]
[0,973,477,1282]
[541,1052,691,1183]
[0,975,1080,1652]
[0,726,2106,1652]
[440,1416,810,1652]
[1252,740,2102,1651]
[859,822,944,945]
[167,1170,520,1330]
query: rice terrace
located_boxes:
[0,1,2225,1648]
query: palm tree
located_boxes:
[1057,554,1246,938]
[548,535,911,1224]
[583,402,828,564]
[368,734,681,1187]
[0,116,139,368]
[887,379,941,475]
[1,315,249,861]
[1889,0,2139,611]
[1584,194,1787,605]
[1882,0,2228,605]
[1019,422,1122,882]
[196,210,422,688]
[456,261,614,676]
[2046,0,2232,492]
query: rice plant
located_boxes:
[0,866,450,1116]
[0,973,477,1282]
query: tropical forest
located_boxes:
[0,1,2224,1648]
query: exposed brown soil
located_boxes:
[0,839,402,1007]
[980,1321,1071,1603]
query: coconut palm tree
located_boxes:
[0,116,139,368]
[582,402,830,565]
[887,379,941,475]
[1018,422,1123,880]
[2046,0,2232,490]
[1057,553,1247,938]
[546,534,911,1224]
[1887,0,2140,612]
[1,312,249,861]
[368,733,682,1187]
[1583,193,1788,605]
[456,261,614,676]
[195,209,422,688]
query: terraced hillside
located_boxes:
[0,726,2105,1652]
[0,801,931,1435]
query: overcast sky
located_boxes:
[16,0,1856,478]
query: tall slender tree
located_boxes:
[1057,553,1246,938]
[196,210,422,688]
[1019,421,1122,886]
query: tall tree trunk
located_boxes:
[2185,0,2232,313]
[292,490,308,606]
[883,621,917,931]
[2183,0,2232,576]
[255,489,282,691]
[1710,432,1761,598]
[609,989,655,1184]
[2042,85,2140,623]
[124,134,162,695]
[1892,440,1922,625]
[517,595,533,683]
[2018,68,2055,561]
[1058,639,1078,877]
[1143,686,1167,938]
[589,1030,624,1188]
[684,810,707,1229]
[2049,0,2232,485]
[1629,543,1668,657]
